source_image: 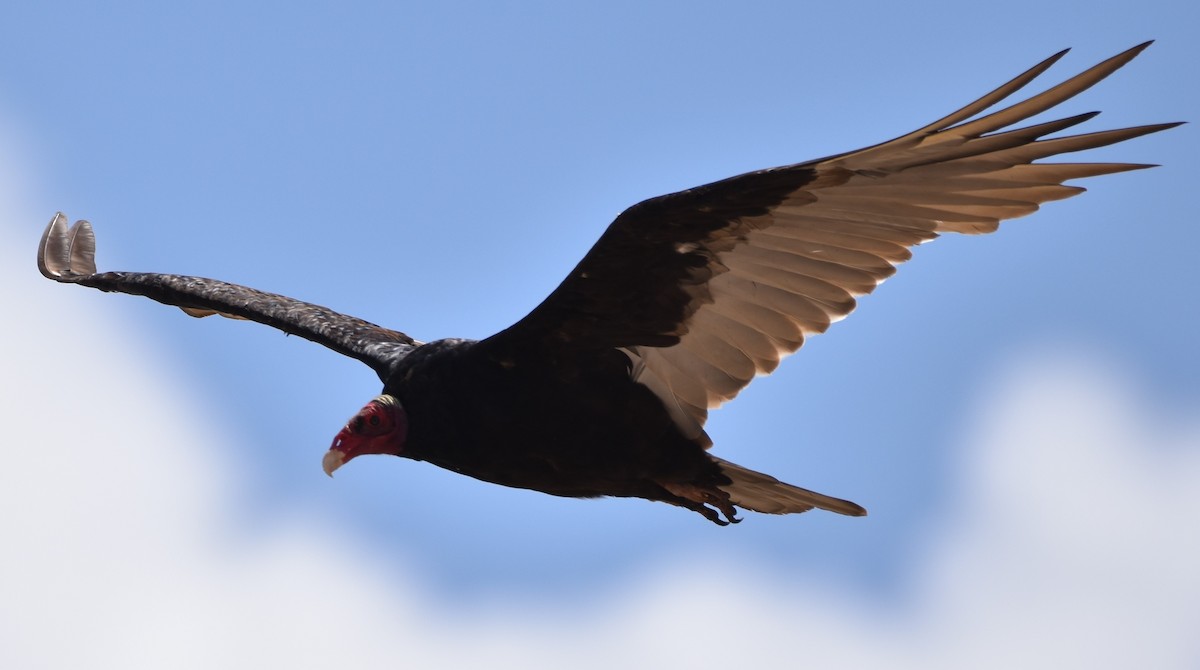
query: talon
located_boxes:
[658,480,742,525]
[701,506,729,526]
[700,489,740,524]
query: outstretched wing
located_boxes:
[38,214,417,380]
[491,42,1179,434]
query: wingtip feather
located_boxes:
[39,213,99,280]
[38,212,70,278]
[67,218,97,275]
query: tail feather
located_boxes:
[714,457,867,517]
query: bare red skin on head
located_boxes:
[328,398,408,469]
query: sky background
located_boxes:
[2,2,1198,667]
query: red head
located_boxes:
[323,395,409,476]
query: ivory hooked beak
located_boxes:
[322,449,346,477]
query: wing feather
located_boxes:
[491,43,1178,429]
[38,214,416,380]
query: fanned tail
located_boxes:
[714,457,867,517]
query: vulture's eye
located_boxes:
[369,414,380,427]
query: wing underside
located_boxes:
[493,42,1177,431]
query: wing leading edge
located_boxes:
[38,214,417,380]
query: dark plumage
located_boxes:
[39,43,1177,524]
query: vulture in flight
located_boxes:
[39,43,1176,525]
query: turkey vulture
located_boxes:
[39,43,1177,525]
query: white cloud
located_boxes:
[2,161,1197,668]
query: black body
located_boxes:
[390,338,725,503]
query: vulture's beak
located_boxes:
[322,449,346,477]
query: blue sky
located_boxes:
[3,2,1198,667]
